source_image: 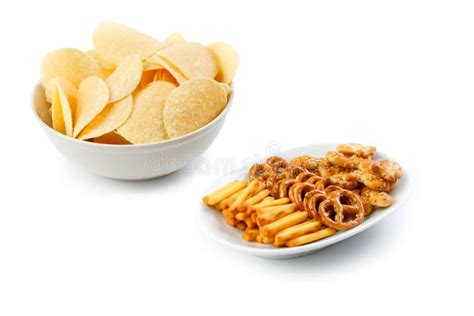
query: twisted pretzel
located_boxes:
[248,163,272,181]
[288,182,315,211]
[318,189,365,230]
[303,190,327,220]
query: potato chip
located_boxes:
[155,43,217,84]
[153,69,178,86]
[51,83,73,136]
[143,56,164,71]
[164,32,185,45]
[73,76,110,137]
[137,70,157,90]
[45,77,77,104]
[208,42,239,84]
[105,54,142,102]
[41,48,101,88]
[117,81,175,144]
[78,95,133,140]
[163,78,226,138]
[94,131,131,145]
[93,21,164,65]
[87,50,116,79]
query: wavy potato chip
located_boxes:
[117,81,175,144]
[45,77,77,104]
[137,70,157,90]
[73,76,110,137]
[143,56,164,71]
[164,32,185,46]
[208,42,239,84]
[93,21,164,65]
[164,78,227,138]
[106,54,143,102]
[153,69,178,86]
[87,50,116,79]
[78,95,133,140]
[94,131,131,145]
[51,83,74,136]
[155,43,217,84]
[41,48,100,88]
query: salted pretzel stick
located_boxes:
[256,202,296,217]
[262,235,274,244]
[203,180,238,204]
[218,187,246,210]
[236,221,247,231]
[235,212,247,221]
[261,211,308,237]
[286,228,336,247]
[222,208,233,219]
[237,189,271,212]
[243,228,259,241]
[245,218,256,229]
[229,180,260,212]
[256,204,297,227]
[205,180,248,206]
[248,198,290,214]
[273,220,321,247]
[255,234,264,243]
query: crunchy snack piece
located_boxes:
[337,143,376,158]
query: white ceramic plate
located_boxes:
[199,143,410,259]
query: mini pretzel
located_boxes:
[295,171,322,184]
[318,189,365,230]
[248,163,271,181]
[288,182,315,210]
[277,179,297,198]
[303,190,327,220]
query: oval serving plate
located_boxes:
[199,143,410,259]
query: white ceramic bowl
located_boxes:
[32,83,234,180]
[199,143,410,259]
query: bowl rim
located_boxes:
[31,82,234,148]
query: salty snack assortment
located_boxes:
[40,21,238,144]
[203,144,402,248]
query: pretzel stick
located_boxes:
[261,211,308,237]
[206,180,248,206]
[256,204,297,227]
[218,187,246,210]
[229,180,260,212]
[243,228,259,241]
[237,189,271,212]
[203,180,238,204]
[247,198,290,215]
[286,228,336,247]
[273,220,321,247]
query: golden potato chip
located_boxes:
[219,83,231,98]
[208,42,239,84]
[137,70,157,90]
[106,54,142,102]
[153,69,178,86]
[51,83,73,136]
[73,76,110,137]
[41,48,101,88]
[117,81,175,144]
[78,95,133,140]
[143,56,164,71]
[94,131,131,145]
[87,50,116,79]
[93,21,164,65]
[164,32,185,45]
[86,50,115,70]
[45,77,77,104]
[163,78,226,138]
[155,43,217,84]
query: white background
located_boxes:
[0,0,473,315]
